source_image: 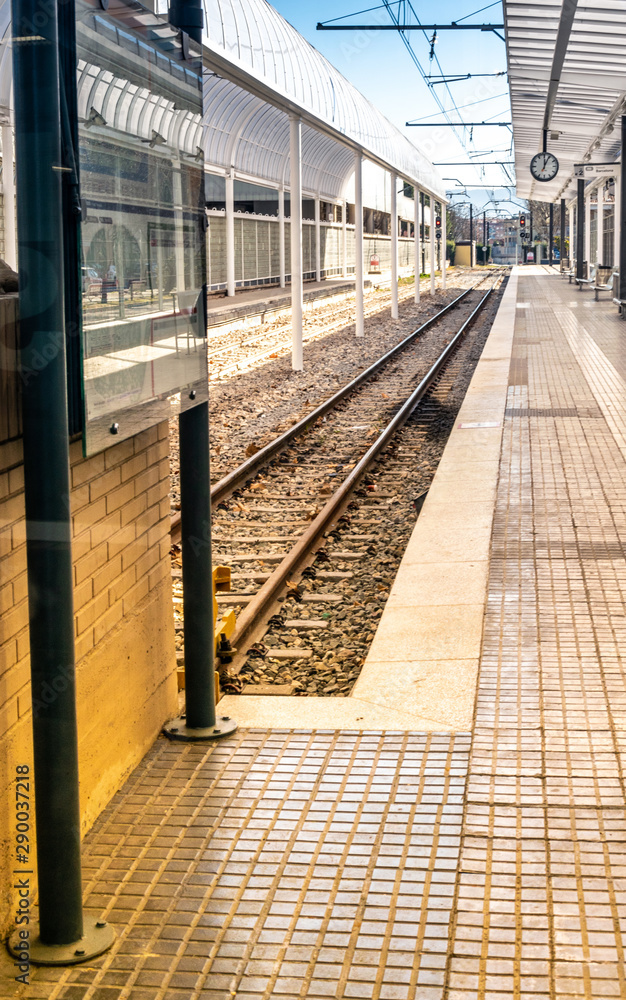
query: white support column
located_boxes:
[342,199,348,278]
[172,161,186,292]
[290,115,303,370]
[1,126,16,270]
[597,182,604,266]
[314,196,321,283]
[569,204,574,263]
[430,197,436,294]
[278,186,285,288]
[413,186,420,303]
[225,170,235,297]
[390,173,399,319]
[355,153,364,338]
[441,203,447,289]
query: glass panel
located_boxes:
[76,0,207,456]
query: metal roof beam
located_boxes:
[543,0,580,131]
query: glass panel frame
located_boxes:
[76,0,207,456]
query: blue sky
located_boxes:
[270,1,525,215]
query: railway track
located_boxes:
[171,270,506,695]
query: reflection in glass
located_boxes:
[76,0,207,454]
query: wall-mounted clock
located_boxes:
[530,152,559,182]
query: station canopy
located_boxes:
[201,0,445,201]
[0,0,446,204]
[505,0,626,203]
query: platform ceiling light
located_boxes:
[83,107,107,128]
[606,124,615,134]
[550,130,561,141]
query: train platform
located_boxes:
[5,265,626,999]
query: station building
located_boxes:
[0,0,447,944]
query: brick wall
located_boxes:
[0,419,177,937]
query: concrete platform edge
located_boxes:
[218,272,518,729]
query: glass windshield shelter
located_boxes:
[76,0,207,455]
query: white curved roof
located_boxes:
[0,0,446,203]
[201,0,446,199]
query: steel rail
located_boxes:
[170,272,501,541]
[227,278,500,660]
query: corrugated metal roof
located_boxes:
[505,0,625,203]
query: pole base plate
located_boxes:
[162,714,238,741]
[8,916,115,966]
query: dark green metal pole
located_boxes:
[560,198,566,268]
[163,0,236,741]
[9,0,114,965]
[549,203,554,265]
[620,116,626,310]
[577,178,585,282]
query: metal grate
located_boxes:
[505,406,601,418]
[508,358,528,386]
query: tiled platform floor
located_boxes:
[5,270,626,999]
[448,274,626,999]
[16,732,470,999]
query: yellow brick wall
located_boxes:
[0,421,177,938]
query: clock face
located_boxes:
[530,152,559,181]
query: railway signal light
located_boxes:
[519,213,526,228]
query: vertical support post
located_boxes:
[314,195,321,283]
[560,198,566,267]
[614,169,620,269]
[441,202,447,289]
[8,0,115,963]
[164,0,237,745]
[482,210,486,263]
[225,170,235,297]
[469,203,473,265]
[549,202,554,265]
[1,124,17,269]
[172,161,186,290]
[597,182,604,266]
[290,115,303,368]
[584,188,591,269]
[278,186,285,288]
[576,177,585,283]
[619,116,626,307]
[167,400,234,740]
[430,197,435,293]
[390,173,398,319]
[342,198,348,278]
[414,185,420,303]
[354,153,364,338]
[568,203,574,265]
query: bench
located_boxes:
[128,279,146,299]
[574,262,593,288]
[594,267,618,300]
